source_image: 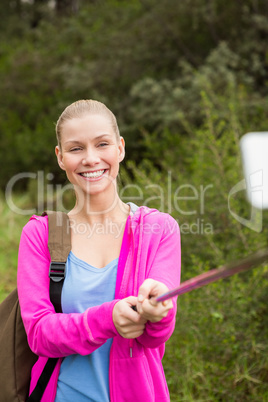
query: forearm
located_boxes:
[22,301,119,357]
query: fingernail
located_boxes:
[138,294,144,302]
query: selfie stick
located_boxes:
[156,248,268,302]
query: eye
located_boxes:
[69,147,82,152]
[98,142,109,147]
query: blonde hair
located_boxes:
[56,99,120,148]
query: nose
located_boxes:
[82,147,100,166]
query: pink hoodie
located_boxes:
[17,206,181,401]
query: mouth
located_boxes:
[79,169,107,179]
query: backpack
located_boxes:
[0,211,71,402]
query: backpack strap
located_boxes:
[27,211,71,402]
[44,211,71,313]
[26,358,59,402]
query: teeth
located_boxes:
[81,170,105,178]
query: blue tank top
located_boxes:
[55,251,118,402]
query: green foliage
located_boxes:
[0,0,268,188]
[0,0,268,399]
[164,264,268,401]
[118,90,268,399]
[0,194,30,300]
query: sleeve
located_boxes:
[17,217,118,358]
[137,214,181,348]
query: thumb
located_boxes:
[137,278,156,302]
[125,296,139,306]
[137,293,145,303]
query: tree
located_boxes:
[55,0,80,15]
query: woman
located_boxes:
[17,100,181,401]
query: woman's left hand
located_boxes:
[135,279,173,322]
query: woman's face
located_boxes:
[55,113,125,197]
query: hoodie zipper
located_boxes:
[129,207,144,358]
[110,207,138,400]
[128,218,136,358]
[129,339,134,358]
[109,342,114,402]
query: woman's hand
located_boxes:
[136,279,173,323]
[112,296,147,338]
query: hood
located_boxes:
[127,202,160,228]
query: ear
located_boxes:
[55,146,66,171]
[118,136,125,163]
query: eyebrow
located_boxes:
[65,134,111,145]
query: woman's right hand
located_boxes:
[112,297,147,339]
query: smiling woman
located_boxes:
[55,112,125,203]
[17,99,181,402]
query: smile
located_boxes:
[79,170,106,179]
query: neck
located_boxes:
[69,186,129,224]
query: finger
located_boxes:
[123,297,140,317]
[120,329,145,339]
[117,321,146,338]
[137,279,156,303]
[138,299,172,322]
[125,296,139,307]
[148,297,158,306]
[118,297,146,323]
